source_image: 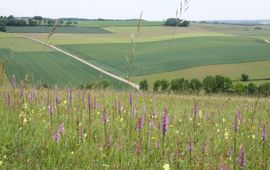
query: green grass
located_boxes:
[6,26,111,34]
[75,20,163,27]
[58,36,270,77]
[0,49,128,89]
[1,88,269,169]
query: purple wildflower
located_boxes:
[219,163,227,170]
[94,96,97,110]
[53,123,64,143]
[234,114,240,132]
[12,75,16,88]
[226,148,233,159]
[87,94,91,110]
[238,145,246,169]
[55,95,59,105]
[237,111,243,124]
[156,141,160,149]
[49,103,54,115]
[193,99,199,116]
[261,124,267,141]
[162,108,169,135]
[129,93,133,107]
[28,92,33,103]
[53,131,60,143]
[137,116,143,132]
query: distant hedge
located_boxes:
[139,75,270,97]
[164,18,190,27]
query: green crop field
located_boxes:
[133,61,270,88]
[6,26,110,34]
[0,33,129,89]
[75,20,163,27]
[58,36,270,77]
[2,23,270,89]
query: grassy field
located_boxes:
[75,20,163,27]
[0,87,269,169]
[133,61,270,88]
[6,26,110,34]
[25,26,228,45]
[0,33,129,89]
[58,36,270,77]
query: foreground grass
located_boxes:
[0,87,269,169]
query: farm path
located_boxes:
[265,39,270,44]
[18,34,140,90]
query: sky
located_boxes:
[0,0,269,21]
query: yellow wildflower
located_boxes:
[224,131,229,140]
[163,163,170,170]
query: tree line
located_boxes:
[0,15,78,32]
[139,75,270,96]
[164,18,190,27]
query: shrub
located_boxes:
[233,83,247,95]
[241,74,249,82]
[160,80,169,92]
[258,82,270,96]
[203,76,217,94]
[247,83,257,95]
[139,79,148,91]
[170,78,186,93]
[189,78,202,93]
[153,80,161,92]
[164,18,190,27]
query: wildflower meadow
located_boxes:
[0,81,269,169]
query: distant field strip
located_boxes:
[21,35,139,90]
[58,36,270,77]
[133,61,270,86]
[24,27,229,45]
[7,26,111,34]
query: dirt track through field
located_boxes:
[18,34,140,90]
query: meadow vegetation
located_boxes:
[0,84,269,169]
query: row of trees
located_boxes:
[0,15,79,32]
[164,18,190,27]
[139,75,270,96]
